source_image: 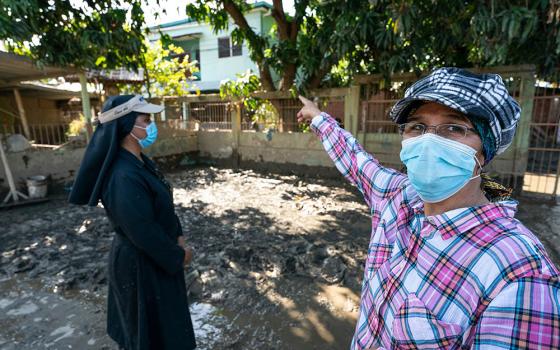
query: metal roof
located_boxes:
[149,1,272,31]
[64,68,144,84]
[0,51,76,86]
[0,82,86,100]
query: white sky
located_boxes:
[143,0,295,27]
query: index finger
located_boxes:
[298,95,312,105]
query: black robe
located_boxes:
[100,148,196,350]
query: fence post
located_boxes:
[12,88,31,140]
[78,72,93,142]
[344,85,360,136]
[160,99,166,121]
[512,70,537,193]
[231,102,242,168]
[182,101,188,121]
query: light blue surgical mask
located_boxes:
[131,122,158,148]
[400,133,482,203]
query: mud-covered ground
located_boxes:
[1,166,559,350]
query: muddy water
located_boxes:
[0,167,368,349]
[0,275,242,349]
[0,275,358,349]
[1,166,558,349]
[0,276,112,349]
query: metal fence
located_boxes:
[354,67,546,197]
[523,85,560,199]
[189,101,233,130]
[155,98,232,131]
[167,92,345,133]
[263,95,345,132]
[1,123,69,145]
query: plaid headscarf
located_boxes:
[390,67,521,162]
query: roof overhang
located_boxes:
[0,51,77,87]
[0,82,92,100]
[172,32,203,41]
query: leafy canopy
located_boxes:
[118,39,198,97]
[0,0,147,70]
[187,0,560,91]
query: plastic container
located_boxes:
[26,175,48,199]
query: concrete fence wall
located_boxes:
[1,146,86,188]
[0,129,198,190]
[1,66,538,194]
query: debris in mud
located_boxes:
[1,166,372,348]
[1,166,559,349]
[321,257,347,284]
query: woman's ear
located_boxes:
[475,151,485,174]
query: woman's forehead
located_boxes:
[409,102,472,126]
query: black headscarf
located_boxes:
[69,95,139,206]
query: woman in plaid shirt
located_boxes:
[297,68,559,349]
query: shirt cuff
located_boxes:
[310,112,336,135]
[311,113,325,127]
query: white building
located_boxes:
[148,1,274,92]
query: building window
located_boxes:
[232,41,242,56]
[218,37,230,58]
[194,48,200,63]
[218,37,242,58]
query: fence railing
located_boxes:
[523,86,560,198]
[353,66,537,196]
[157,98,232,131]
[1,123,69,145]
[162,89,347,134]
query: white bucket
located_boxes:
[26,175,48,199]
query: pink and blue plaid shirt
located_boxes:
[311,113,560,349]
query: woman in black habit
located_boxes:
[69,95,196,350]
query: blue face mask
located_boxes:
[131,122,158,148]
[400,133,482,203]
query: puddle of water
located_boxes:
[0,276,113,350]
[0,299,15,310]
[49,324,75,342]
[189,302,230,350]
[6,301,38,316]
[0,273,359,349]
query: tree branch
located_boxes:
[307,66,330,89]
[222,0,276,91]
[291,0,309,41]
[271,0,289,40]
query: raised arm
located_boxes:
[298,96,407,207]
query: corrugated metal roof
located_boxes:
[64,68,144,83]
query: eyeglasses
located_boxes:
[398,122,477,140]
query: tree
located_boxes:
[0,0,147,70]
[220,69,279,130]
[349,1,560,79]
[118,40,198,98]
[186,1,560,92]
[186,0,342,91]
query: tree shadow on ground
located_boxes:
[177,196,370,349]
[0,167,373,349]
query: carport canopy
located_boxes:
[0,51,82,205]
[0,51,76,86]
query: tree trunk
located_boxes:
[223,0,277,91]
[259,62,276,91]
[279,64,297,91]
[307,67,330,89]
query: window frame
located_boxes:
[218,37,231,58]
